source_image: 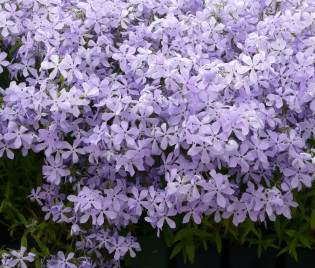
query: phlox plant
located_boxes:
[0,0,314,267]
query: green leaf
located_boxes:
[56,241,68,250]
[9,42,22,55]
[35,258,41,268]
[258,242,262,258]
[124,252,132,267]
[215,228,222,253]
[30,247,44,258]
[190,229,213,239]
[277,246,289,256]
[298,234,311,249]
[28,209,38,221]
[17,213,28,227]
[288,237,298,258]
[32,234,49,256]
[0,250,9,255]
[5,180,11,199]
[185,235,195,264]
[163,225,174,247]
[59,75,65,87]
[202,240,208,251]
[284,229,296,237]
[0,198,7,212]
[36,173,42,186]
[275,1,281,13]
[299,222,309,233]
[172,228,212,244]
[311,209,315,230]
[170,242,184,259]
[202,220,213,228]
[173,229,189,243]
[21,232,28,248]
[228,225,238,240]
[262,238,278,250]
[182,244,187,264]
[38,222,48,231]
[250,225,259,238]
[303,190,315,199]
[274,220,281,238]
[6,202,28,226]
[240,227,250,245]
[291,248,298,262]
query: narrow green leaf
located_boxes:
[173,228,212,244]
[31,247,44,258]
[36,173,42,186]
[17,213,28,227]
[6,202,28,226]
[9,42,22,55]
[32,234,49,256]
[240,228,250,245]
[277,246,289,256]
[311,209,315,230]
[5,180,11,199]
[300,222,309,233]
[298,235,311,249]
[170,242,184,259]
[274,220,281,238]
[202,240,208,251]
[0,250,8,255]
[203,221,213,228]
[215,229,222,253]
[303,190,315,199]
[251,226,259,238]
[173,229,190,243]
[288,237,298,255]
[291,248,298,262]
[28,209,38,221]
[182,245,187,264]
[38,222,48,231]
[185,235,195,264]
[35,258,41,268]
[0,199,7,212]
[262,238,278,250]
[258,243,262,258]
[190,229,213,238]
[164,225,174,247]
[284,229,296,237]
[21,232,28,248]
[55,241,68,250]
[59,75,65,87]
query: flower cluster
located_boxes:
[1,247,35,268]
[0,0,314,266]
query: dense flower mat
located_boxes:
[0,0,314,267]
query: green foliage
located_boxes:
[0,152,314,264]
[0,152,77,262]
[164,186,315,264]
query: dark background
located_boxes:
[124,236,315,268]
